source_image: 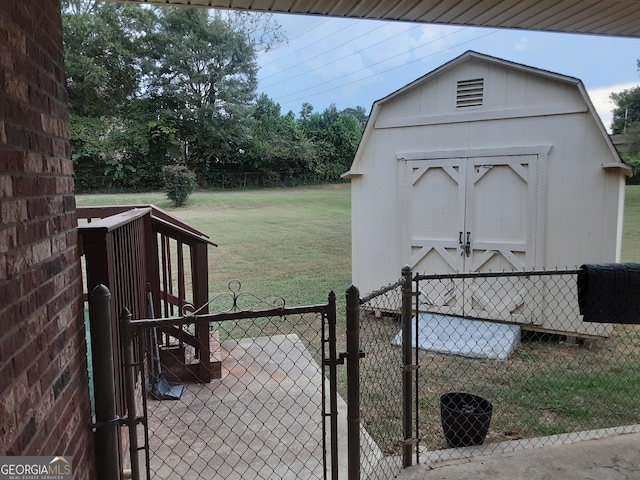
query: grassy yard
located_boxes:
[76,184,640,303]
[78,184,640,451]
[622,184,640,262]
[76,184,352,307]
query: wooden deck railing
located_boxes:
[78,205,219,390]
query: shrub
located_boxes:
[162,164,197,207]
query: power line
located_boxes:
[273,28,500,108]
[260,21,423,88]
[259,18,361,71]
[273,26,474,102]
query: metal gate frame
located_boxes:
[117,290,346,480]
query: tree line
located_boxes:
[611,80,640,184]
[63,1,367,192]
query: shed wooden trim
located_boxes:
[375,104,588,130]
[601,162,634,176]
[396,145,553,161]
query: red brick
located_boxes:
[34,279,55,307]
[57,212,76,231]
[1,199,27,223]
[44,156,60,174]
[11,341,38,376]
[26,197,49,217]
[40,112,57,135]
[31,238,51,263]
[0,150,21,171]
[55,175,74,194]
[28,131,53,156]
[0,225,16,252]
[34,385,54,426]
[5,70,27,100]
[0,43,13,69]
[13,176,38,196]
[5,247,30,277]
[0,386,16,419]
[0,390,18,451]
[11,374,29,410]
[26,352,50,389]
[3,96,39,127]
[50,233,66,255]
[0,282,22,322]
[24,152,44,173]
[4,123,28,148]
[51,137,66,157]
[0,175,11,196]
[28,85,48,112]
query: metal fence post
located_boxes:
[323,291,340,480]
[401,266,414,467]
[345,284,361,480]
[89,284,121,480]
[121,307,140,480]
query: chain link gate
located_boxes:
[118,284,345,480]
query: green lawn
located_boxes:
[76,184,640,306]
[77,184,640,447]
[76,184,352,307]
[622,185,640,262]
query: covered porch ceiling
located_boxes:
[113,0,640,37]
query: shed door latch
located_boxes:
[459,231,471,257]
[465,231,471,257]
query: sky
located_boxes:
[255,14,640,132]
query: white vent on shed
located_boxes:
[456,78,484,108]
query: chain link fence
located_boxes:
[358,280,406,479]
[359,267,640,470]
[415,267,640,462]
[123,292,338,480]
[115,267,640,479]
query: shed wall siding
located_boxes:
[352,57,625,306]
[0,2,96,476]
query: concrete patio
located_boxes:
[142,334,394,479]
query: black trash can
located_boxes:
[440,392,493,448]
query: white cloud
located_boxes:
[588,82,640,133]
[513,36,529,52]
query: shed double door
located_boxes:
[403,154,540,324]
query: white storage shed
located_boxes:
[344,51,632,337]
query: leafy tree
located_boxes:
[62,2,369,190]
[149,7,259,185]
[62,0,155,117]
[341,106,369,129]
[610,82,640,183]
[244,94,315,185]
[610,86,640,135]
[298,104,365,182]
[63,1,162,191]
[299,103,314,120]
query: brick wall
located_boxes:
[0,2,96,478]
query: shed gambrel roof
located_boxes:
[343,50,632,178]
[112,0,640,38]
